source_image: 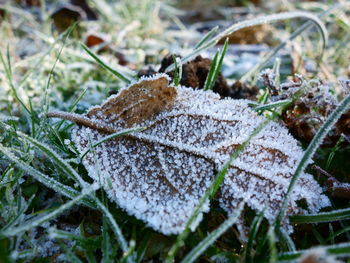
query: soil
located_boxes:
[138,55,258,100]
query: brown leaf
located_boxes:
[51,4,85,32]
[49,74,330,236]
[85,34,106,48]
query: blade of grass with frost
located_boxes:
[290,207,350,224]
[278,242,350,261]
[7,122,131,256]
[16,130,87,187]
[203,38,228,91]
[120,240,136,263]
[272,58,281,89]
[165,11,327,72]
[250,99,293,112]
[18,23,77,89]
[194,25,219,50]
[276,88,350,227]
[240,4,341,83]
[55,84,89,131]
[165,119,270,263]
[0,185,98,237]
[0,118,77,180]
[93,198,130,257]
[43,22,77,118]
[0,144,96,208]
[312,227,326,245]
[203,51,219,91]
[172,55,182,86]
[80,126,146,160]
[81,43,134,84]
[2,195,35,232]
[280,228,296,252]
[176,57,183,85]
[49,228,99,248]
[0,51,30,115]
[60,242,84,263]
[136,232,151,263]
[45,123,70,153]
[326,227,350,242]
[28,98,37,138]
[326,135,344,169]
[6,45,12,77]
[268,227,277,263]
[244,210,265,263]
[102,216,113,263]
[181,201,244,263]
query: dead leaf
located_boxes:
[48,74,330,236]
[85,34,106,48]
[51,4,85,32]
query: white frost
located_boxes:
[72,74,330,236]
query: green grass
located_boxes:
[0,0,349,262]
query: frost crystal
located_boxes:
[70,74,330,235]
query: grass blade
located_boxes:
[0,144,93,206]
[16,130,87,187]
[244,210,265,263]
[240,4,341,83]
[267,227,277,263]
[203,51,219,91]
[249,99,293,112]
[290,207,350,224]
[0,141,131,258]
[93,198,129,255]
[172,55,182,86]
[0,121,133,258]
[102,215,113,263]
[278,242,350,261]
[81,43,134,84]
[276,86,350,227]
[0,185,98,237]
[165,119,270,263]
[203,38,228,91]
[194,25,219,50]
[165,11,327,72]
[42,22,77,117]
[80,127,146,160]
[180,201,244,263]
[0,52,31,115]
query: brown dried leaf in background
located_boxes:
[260,74,350,147]
[217,24,275,46]
[51,4,85,32]
[158,55,230,95]
[51,74,330,236]
[138,55,258,100]
[85,34,106,48]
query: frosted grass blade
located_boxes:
[0,185,98,237]
[276,87,350,226]
[165,119,270,263]
[240,4,341,83]
[180,201,244,263]
[165,11,327,72]
[0,144,96,208]
[290,207,350,223]
[278,242,350,260]
[81,43,134,84]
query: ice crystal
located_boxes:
[66,74,330,235]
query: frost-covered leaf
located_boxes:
[50,74,330,236]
